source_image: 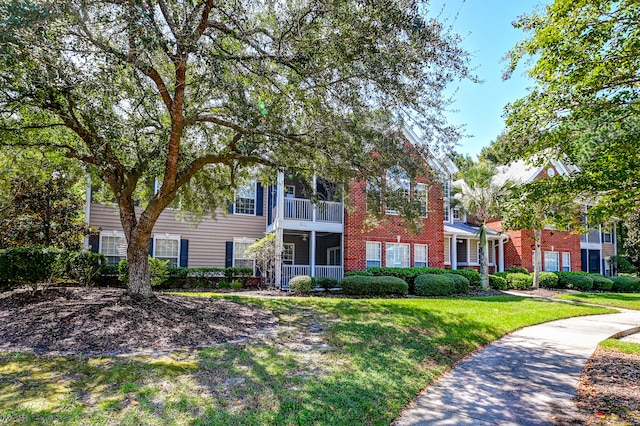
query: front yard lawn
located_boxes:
[0,294,612,425]
[555,293,640,310]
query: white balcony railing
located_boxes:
[281,265,344,289]
[284,198,313,221]
[283,198,342,223]
[317,201,343,223]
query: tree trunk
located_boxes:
[479,223,489,290]
[127,236,154,298]
[532,228,542,289]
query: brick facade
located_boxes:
[344,179,445,271]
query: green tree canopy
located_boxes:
[0,1,472,296]
[503,0,640,221]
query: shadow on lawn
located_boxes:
[0,295,570,425]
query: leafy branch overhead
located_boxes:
[0,1,472,296]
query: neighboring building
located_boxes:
[484,159,617,275]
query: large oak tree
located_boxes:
[0,1,471,297]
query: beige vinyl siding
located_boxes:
[444,237,451,263]
[602,242,615,258]
[90,203,266,267]
[469,239,479,264]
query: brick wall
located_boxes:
[344,179,445,271]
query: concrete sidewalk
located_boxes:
[394,309,640,425]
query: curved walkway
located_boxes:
[394,307,640,425]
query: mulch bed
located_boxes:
[570,347,640,425]
[0,287,277,356]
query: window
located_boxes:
[366,181,382,212]
[603,227,612,243]
[385,166,409,215]
[234,182,256,215]
[562,252,571,272]
[386,243,410,268]
[285,185,296,198]
[444,237,451,264]
[416,183,428,217]
[282,243,294,265]
[327,247,341,266]
[544,251,560,272]
[443,181,451,222]
[453,208,461,221]
[154,235,180,266]
[100,234,126,265]
[366,242,381,268]
[234,240,255,272]
[414,244,428,267]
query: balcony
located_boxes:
[283,198,343,223]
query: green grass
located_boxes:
[555,292,640,310]
[600,338,640,354]
[0,294,613,425]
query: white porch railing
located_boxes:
[315,265,343,281]
[284,198,313,221]
[317,201,343,223]
[281,265,311,289]
[281,265,344,289]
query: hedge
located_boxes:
[444,273,470,294]
[346,267,479,293]
[489,274,507,290]
[339,276,408,296]
[414,274,456,296]
[505,273,532,290]
[610,276,640,293]
[560,275,594,291]
[505,266,529,274]
[448,268,481,287]
[538,272,559,289]
[590,275,614,292]
[315,276,338,291]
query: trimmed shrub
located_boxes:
[224,267,253,284]
[561,275,594,291]
[315,276,338,291]
[505,266,529,274]
[449,268,481,287]
[230,281,243,290]
[489,274,507,290]
[339,276,408,296]
[444,273,470,294]
[538,272,559,289]
[345,270,373,276]
[414,274,456,296]
[493,271,509,278]
[365,267,446,293]
[590,275,614,291]
[3,247,60,294]
[218,281,231,289]
[289,275,314,295]
[506,273,532,290]
[610,276,640,293]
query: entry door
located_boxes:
[588,250,601,274]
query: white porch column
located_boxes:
[312,174,317,222]
[310,230,317,278]
[275,228,283,289]
[498,238,505,273]
[84,175,91,249]
[451,235,458,270]
[277,171,285,221]
[340,232,345,280]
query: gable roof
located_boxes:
[401,126,458,179]
[493,156,580,186]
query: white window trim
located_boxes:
[234,181,257,216]
[153,233,181,266]
[385,166,410,215]
[327,246,341,266]
[99,231,127,265]
[285,185,296,198]
[562,252,571,272]
[385,242,411,268]
[366,241,382,268]
[416,183,429,218]
[544,251,560,272]
[414,244,428,267]
[233,238,256,273]
[283,242,295,265]
[444,237,451,265]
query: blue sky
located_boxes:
[427,0,547,158]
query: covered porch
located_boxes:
[444,222,508,273]
[278,231,343,289]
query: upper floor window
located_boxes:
[453,208,461,221]
[416,183,428,217]
[235,182,256,215]
[603,227,612,243]
[443,181,451,222]
[385,166,410,215]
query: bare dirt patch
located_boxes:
[0,287,277,356]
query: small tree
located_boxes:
[245,233,278,289]
[453,162,514,290]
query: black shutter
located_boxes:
[581,249,588,272]
[256,182,264,216]
[88,234,100,253]
[225,241,233,268]
[148,238,154,256]
[180,239,189,267]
